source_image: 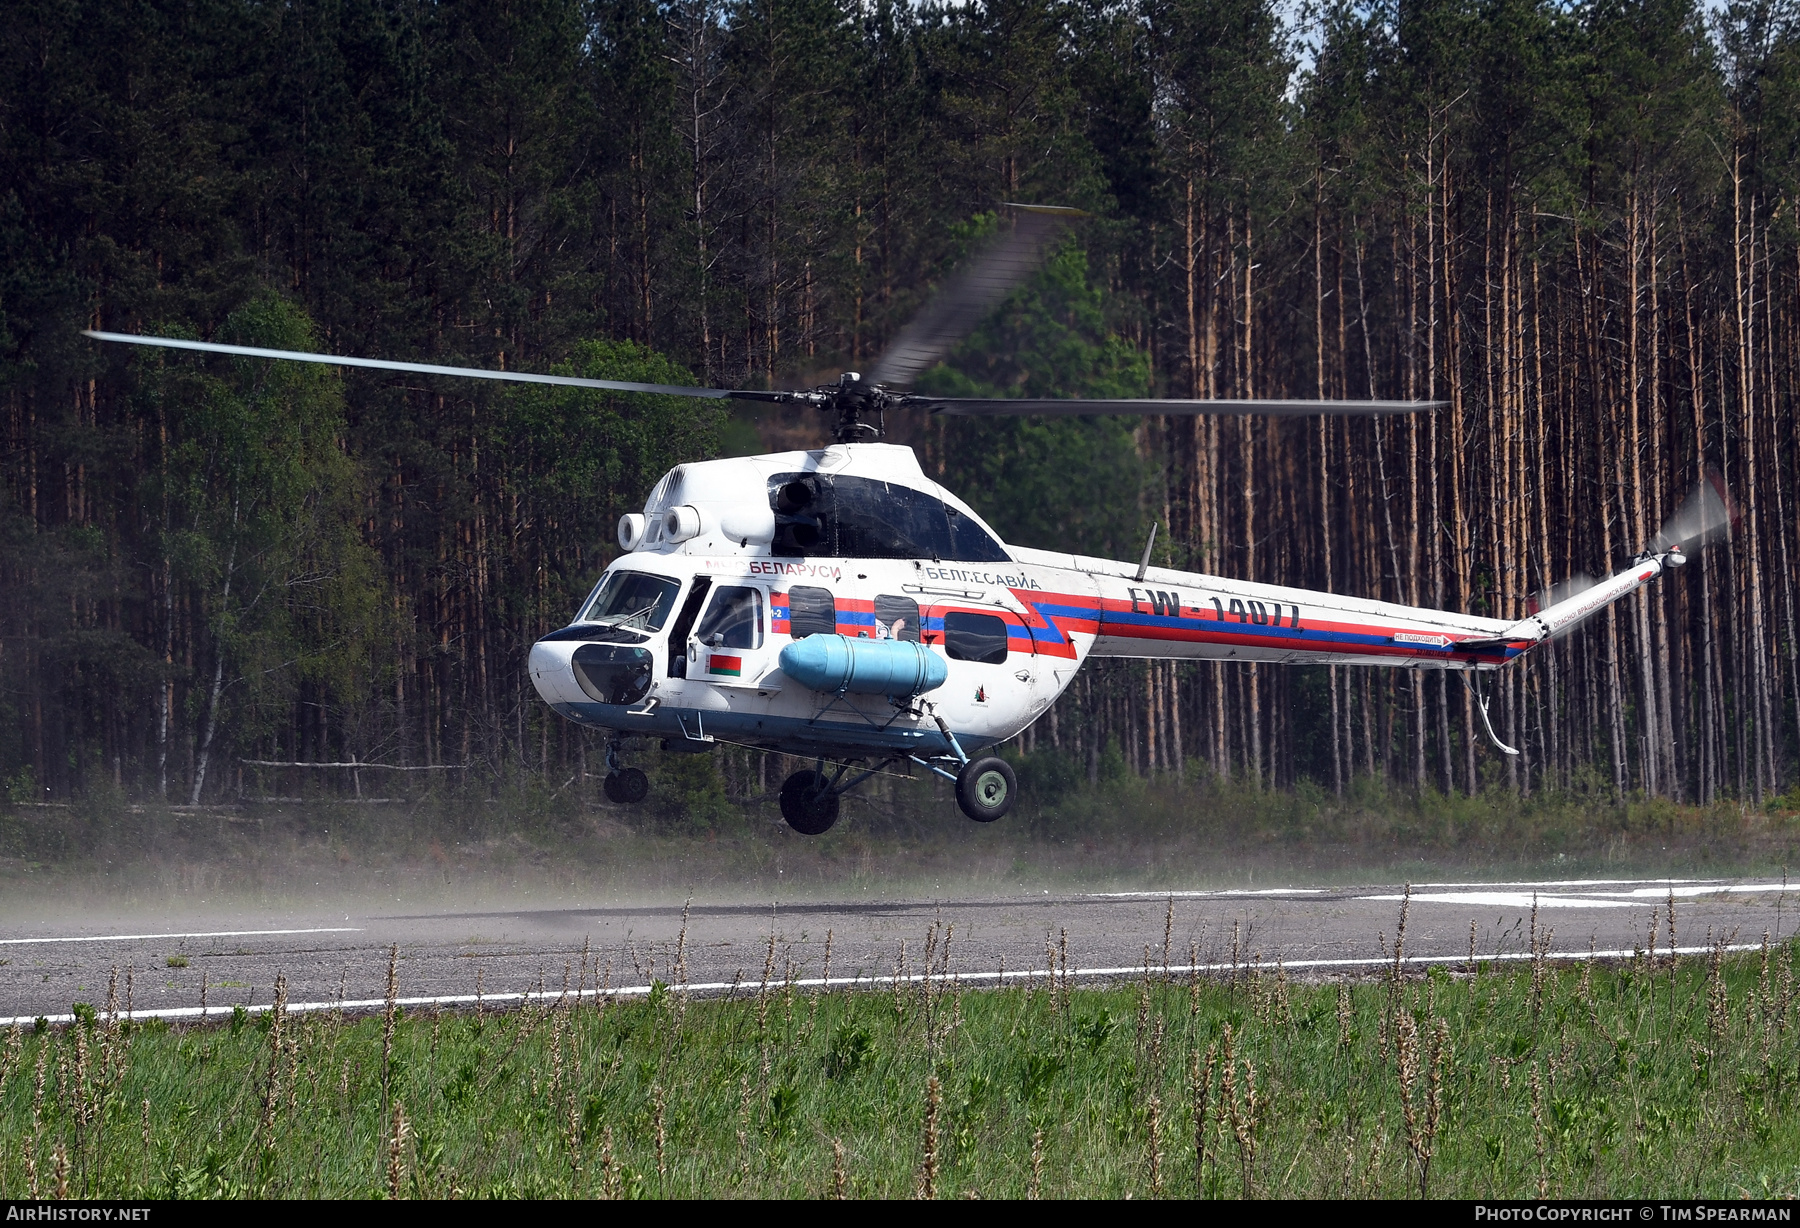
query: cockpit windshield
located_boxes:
[767,472,1011,562]
[577,570,682,631]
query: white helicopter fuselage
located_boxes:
[526,442,1568,765]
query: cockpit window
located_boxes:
[767,472,1011,562]
[578,570,682,631]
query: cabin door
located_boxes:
[690,583,773,688]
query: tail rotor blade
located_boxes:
[1651,471,1738,554]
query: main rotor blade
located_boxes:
[868,204,1085,389]
[913,396,1443,417]
[82,330,780,401]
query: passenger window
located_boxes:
[787,586,837,638]
[943,611,1009,664]
[694,586,763,649]
[874,595,921,643]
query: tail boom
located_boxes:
[1010,545,1674,671]
[1477,553,1673,649]
[1011,547,1524,669]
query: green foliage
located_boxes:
[924,243,1152,558]
[3,769,35,805]
[134,296,383,778]
[826,1024,876,1078]
[6,948,1800,1197]
[497,340,723,625]
[650,752,737,833]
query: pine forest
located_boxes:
[2,0,1798,813]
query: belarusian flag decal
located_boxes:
[708,654,743,677]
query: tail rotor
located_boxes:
[1493,470,1738,656]
[1649,471,1738,560]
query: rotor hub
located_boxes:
[817,371,893,443]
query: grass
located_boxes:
[5,925,1800,1198]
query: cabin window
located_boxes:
[943,611,1009,664]
[695,586,764,649]
[767,472,1011,562]
[874,595,921,642]
[787,586,837,638]
[578,570,682,632]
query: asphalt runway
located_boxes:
[3,875,1794,1024]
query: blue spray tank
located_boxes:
[778,634,948,698]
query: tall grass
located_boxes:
[3,932,1800,1197]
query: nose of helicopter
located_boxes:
[528,638,583,706]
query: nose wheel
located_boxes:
[603,767,649,804]
[601,741,649,804]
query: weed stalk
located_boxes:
[918,1074,940,1200]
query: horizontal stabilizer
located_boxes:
[1451,636,1526,655]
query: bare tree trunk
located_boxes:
[1430,135,1453,795]
[1530,227,1553,794]
[158,554,172,800]
[1682,226,1717,802]
[1241,209,1261,788]
[1316,182,1343,795]
[1648,203,1677,799]
[671,0,720,381]
[1627,184,1660,795]
[190,517,239,806]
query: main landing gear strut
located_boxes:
[777,752,1018,836]
[603,734,1020,833]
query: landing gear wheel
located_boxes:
[955,756,1016,823]
[603,767,649,804]
[779,769,840,835]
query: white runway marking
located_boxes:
[1091,889,1325,899]
[0,928,361,946]
[1362,881,1791,910]
[1577,884,1787,898]
[1411,879,1788,897]
[1362,891,1638,909]
[1096,878,1791,904]
[0,942,1761,1028]
[1414,878,1717,888]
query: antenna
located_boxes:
[1135,522,1158,582]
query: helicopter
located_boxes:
[85,206,1734,834]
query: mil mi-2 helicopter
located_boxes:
[87,206,1733,834]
